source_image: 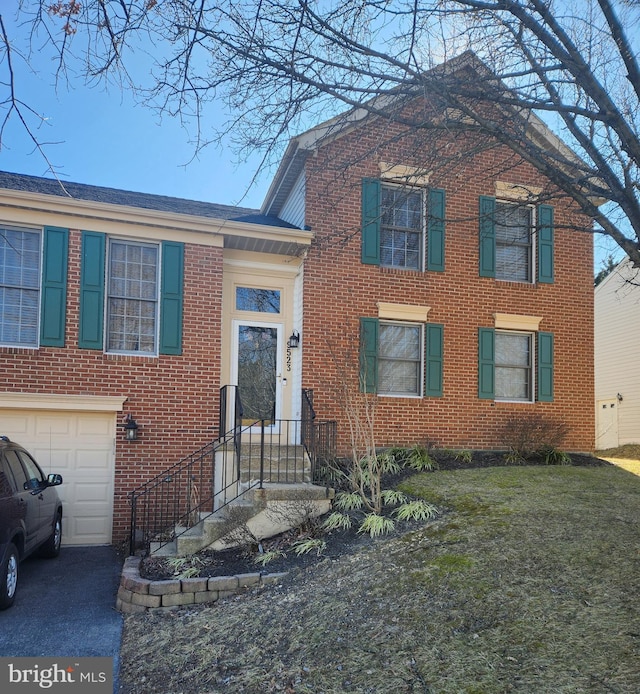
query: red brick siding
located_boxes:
[0,230,223,541]
[302,118,594,454]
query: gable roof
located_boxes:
[261,50,593,217]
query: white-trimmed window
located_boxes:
[378,322,423,396]
[0,227,41,347]
[107,239,159,354]
[380,184,424,270]
[495,331,533,401]
[495,202,534,282]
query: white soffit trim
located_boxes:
[0,393,127,412]
[495,181,543,201]
[379,163,431,186]
[494,313,542,331]
[377,303,431,321]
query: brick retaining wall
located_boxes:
[116,556,287,613]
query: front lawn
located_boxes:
[118,463,640,693]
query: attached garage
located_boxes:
[0,393,125,545]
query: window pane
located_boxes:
[496,333,530,367]
[495,366,530,400]
[495,332,532,400]
[495,203,532,282]
[378,323,421,395]
[236,287,281,313]
[0,228,40,346]
[107,241,158,353]
[380,185,423,269]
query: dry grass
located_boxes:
[119,464,640,693]
[596,444,640,476]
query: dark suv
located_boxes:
[0,436,63,610]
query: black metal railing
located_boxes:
[129,387,337,555]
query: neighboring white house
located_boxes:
[594,258,640,449]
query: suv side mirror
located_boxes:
[47,473,63,486]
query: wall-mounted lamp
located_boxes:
[123,413,139,441]
[287,330,300,349]
[617,393,623,402]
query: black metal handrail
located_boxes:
[128,387,337,555]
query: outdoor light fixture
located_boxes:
[124,414,139,441]
[287,330,300,349]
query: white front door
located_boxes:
[232,320,283,428]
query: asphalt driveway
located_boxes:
[0,545,124,688]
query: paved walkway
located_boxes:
[602,457,640,476]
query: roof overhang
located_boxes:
[0,187,313,256]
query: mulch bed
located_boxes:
[139,450,609,582]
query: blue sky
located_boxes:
[1,10,269,210]
[1,8,617,270]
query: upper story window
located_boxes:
[495,202,533,282]
[361,178,446,272]
[107,240,159,354]
[0,227,41,346]
[380,185,424,270]
[479,196,554,284]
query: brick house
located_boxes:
[262,97,594,457]
[0,73,594,548]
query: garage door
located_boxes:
[1,410,116,545]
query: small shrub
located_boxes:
[291,538,327,556]
[406,444,437,471]
[358,514,395,537]
[322,511,353,531]
[394,500,438,522]
[453,449,473,464]
[499,414,569,461]
[541,446,572,465]
[254,549,287,566]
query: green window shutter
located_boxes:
[359,317,379,393]
[478,327,495,399]
[427,188,445,272]
[425,323,444,397]
[537,331,554,402]
[479,196,496,278]
[160,241,184,355]
[361,178,381,265]
[537,204,554,284]
[40,226,69,347]
[78,231,105,350]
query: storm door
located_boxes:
[232,321,282,428]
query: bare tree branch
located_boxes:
[3,1,640,264]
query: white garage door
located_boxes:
[1,410,116,545]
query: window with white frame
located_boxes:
[495,331,533,401]
[378,322,423,396]
[380,184,424,270]
[495,202,533,282]
[0,227,41,347]
[107,239,159,353]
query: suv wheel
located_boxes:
[1,543,19,610]
[40,514,62,558]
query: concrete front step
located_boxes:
[238,444,312,482]
[150,483,334,557]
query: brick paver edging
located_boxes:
[116,556,288,613]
